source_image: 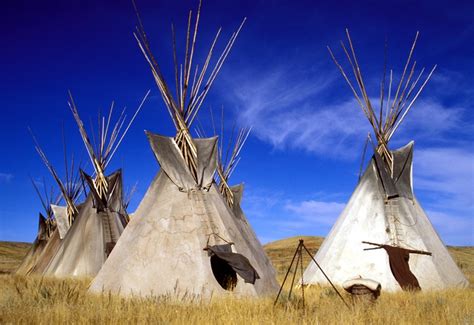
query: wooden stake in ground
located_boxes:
[274,239,349,309]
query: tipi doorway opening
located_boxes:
[210,255,238,291]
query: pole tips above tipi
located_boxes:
[67,90,149,200]
[328,30,436,172]
[28,127,82,227]
[196,107,251,207]
[29,176,60,237]
[132,0,245,181]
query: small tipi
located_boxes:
[42,93,147,277]
[15,179,59,275]
[90,4,279,298]
[21,130,83,275]
[301,31,469,291]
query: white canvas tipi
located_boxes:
[302,31,469,291]
[90,5,278,298]
[19,130,83,275]
[15,179,59,275]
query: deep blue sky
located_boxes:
[1,0,473,245]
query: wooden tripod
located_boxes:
[274,239,349,308]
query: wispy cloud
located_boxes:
[393,99,467,146]
[0,173,13,183]
[415,147,474,206]
[242,186,347,243]
[413,146,474,245]
[284,199,345,226]
[225,66,370,158]
[241,186,285,220]
[426,210,473,246]
[225,65,468,160]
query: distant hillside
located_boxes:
[447,246,474,283]
[0,241,31,274]
[263,236,324,279]
[1,237,473,283]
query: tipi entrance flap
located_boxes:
[206,244,260,285]
[51,205,69,239]
[195,136,218,188]
[392,142,414,199]
[146,132,197,189]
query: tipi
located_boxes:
[15,179,59,275]
[42,92,147,277]
[90,3,279,298]
[20,130,83,275]
[301,31,469,291]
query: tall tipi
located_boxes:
[90,4,279,298]
[301,31,469,291]
[42,93,147,277]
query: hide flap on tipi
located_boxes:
[51,205,69,239]
[391,141,414,197]
[37,213,48,241]
[207,243,260,285]
[81,169,125,213]
[230,184,244,206]
[146,131,218,191]
[372,142,414,200]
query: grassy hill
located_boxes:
[263,236,324,280]
[0,241,31,274]
[446,246,474,283]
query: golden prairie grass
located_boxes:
[1,238,473,324]
[0,274,473,324]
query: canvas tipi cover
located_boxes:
[42,170,127,277]
[16,214,53,275]
[195,110,278,291]
[89,132,279,297]
[302,30,468,291]
[301,142,469,291]
[44,170,127,277]
[19,129,83,276]
[229,184,279,291]
[28,205,80,275]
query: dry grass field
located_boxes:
[0,237,472,324]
